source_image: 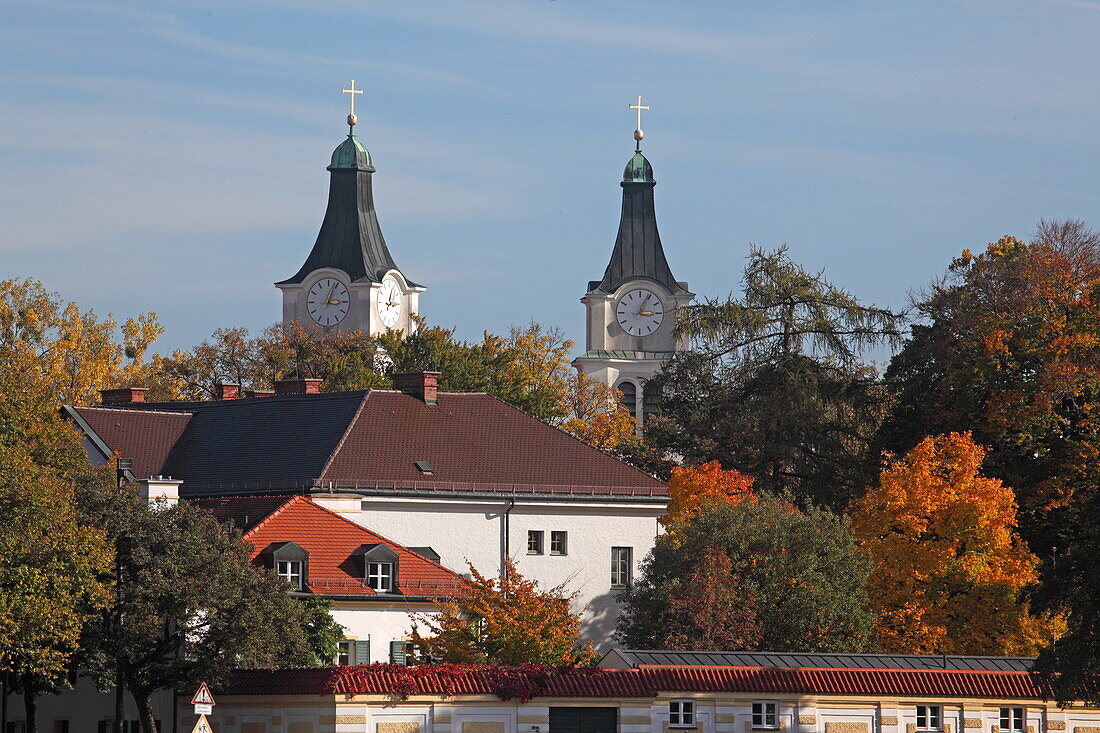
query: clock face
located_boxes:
[378,278,402,329]
[306,278,350,326]
[616,288,665,337]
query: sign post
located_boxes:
[190,681,216,717]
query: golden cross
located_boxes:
[629,95,650,132]
[343,80,363,117]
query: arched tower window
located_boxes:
[617,381,638,420]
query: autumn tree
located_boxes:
[0,278,162,405]
[658,548,761,651]
[411,558,594,666]
[558,371,638,451]
[647,247,904,508]
[662,461,755,533]
[0,359,113,732]
[878,223,1100,552]
[618,497,873,652]
[852,433,1044,655]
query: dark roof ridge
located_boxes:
[73,405,194,417]
[620,649,1037,661]
[317,392,372,481]
[370,389,491,397]
[478,392,666,488]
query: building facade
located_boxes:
[8,652,1083,733]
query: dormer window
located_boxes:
[278,560,304,590]
[264,541,309,592]
[355,543,400,593]
[368,562,394,592]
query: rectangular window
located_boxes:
[752,701,779,729]
[368,561,394,592]
[916,706,942,731]
[611,546,633,588]
[54,723,69,733]
[670,700,696,728]
[277,559,303,590]
[550,531,568,555]
[336,640,353,665]
[1000,709,1025,732]
[528,530,544,555]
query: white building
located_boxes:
[67,372,669,654]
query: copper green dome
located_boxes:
[623,150,654,184]
[329,133,374,171]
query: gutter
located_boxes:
[187,486,668,505]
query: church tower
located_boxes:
[573,98,693,424]
[276,82,424,335]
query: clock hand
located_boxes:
[325,283,336,304]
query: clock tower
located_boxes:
[572,99,692,424]
[276,82,424,335]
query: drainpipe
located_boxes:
[501,498,516,586]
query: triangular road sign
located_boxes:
[190,681,215,706]
[191,715,212,733]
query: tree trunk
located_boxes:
[130,686,158,733]
[115,666,125,733]
[21,674,37,733]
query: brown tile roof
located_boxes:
[320,391,665,494]
[202,495,470,597]
[69,389,666,498]
[72,406,192,480]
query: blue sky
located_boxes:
[3,0,1099,357]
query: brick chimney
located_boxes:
[215,383,240,400]
[274,378,323,396]
[100,387,147,405]
[393,371,439,405]
[243,389,275,399]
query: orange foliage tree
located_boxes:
[559,372,638,451]
[410,558,595,666]
[852,432,1044,655]
[662,460,755,532]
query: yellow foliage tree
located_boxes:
[851,432,1046,655]
[0,278,162,405]
[559,371,638,451]
[662,460,756,533]
[410,557,595,666]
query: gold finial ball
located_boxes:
[634,128,644,141]
[347,113,358,126]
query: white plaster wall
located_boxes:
[353,495,665,647]
[329,602,441,664]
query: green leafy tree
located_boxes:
[78,489,323,733]
[648,246,904,507]
[658,548,761,651]
[618,497,874,652]
[0,360,113,733]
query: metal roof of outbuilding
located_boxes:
[599,649,1035,673]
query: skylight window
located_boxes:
[414,460,433,474]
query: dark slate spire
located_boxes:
[591,145,686,295]
[278,129,415,286]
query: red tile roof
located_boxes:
[206,496,470,597]
[72,390,666,498]
[73,406,192,480]
[221,664,1049,700]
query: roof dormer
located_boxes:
[355,543,399,593]
[263,541,309,592]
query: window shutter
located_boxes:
[389,639,407,665]
[355,639,371,665]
